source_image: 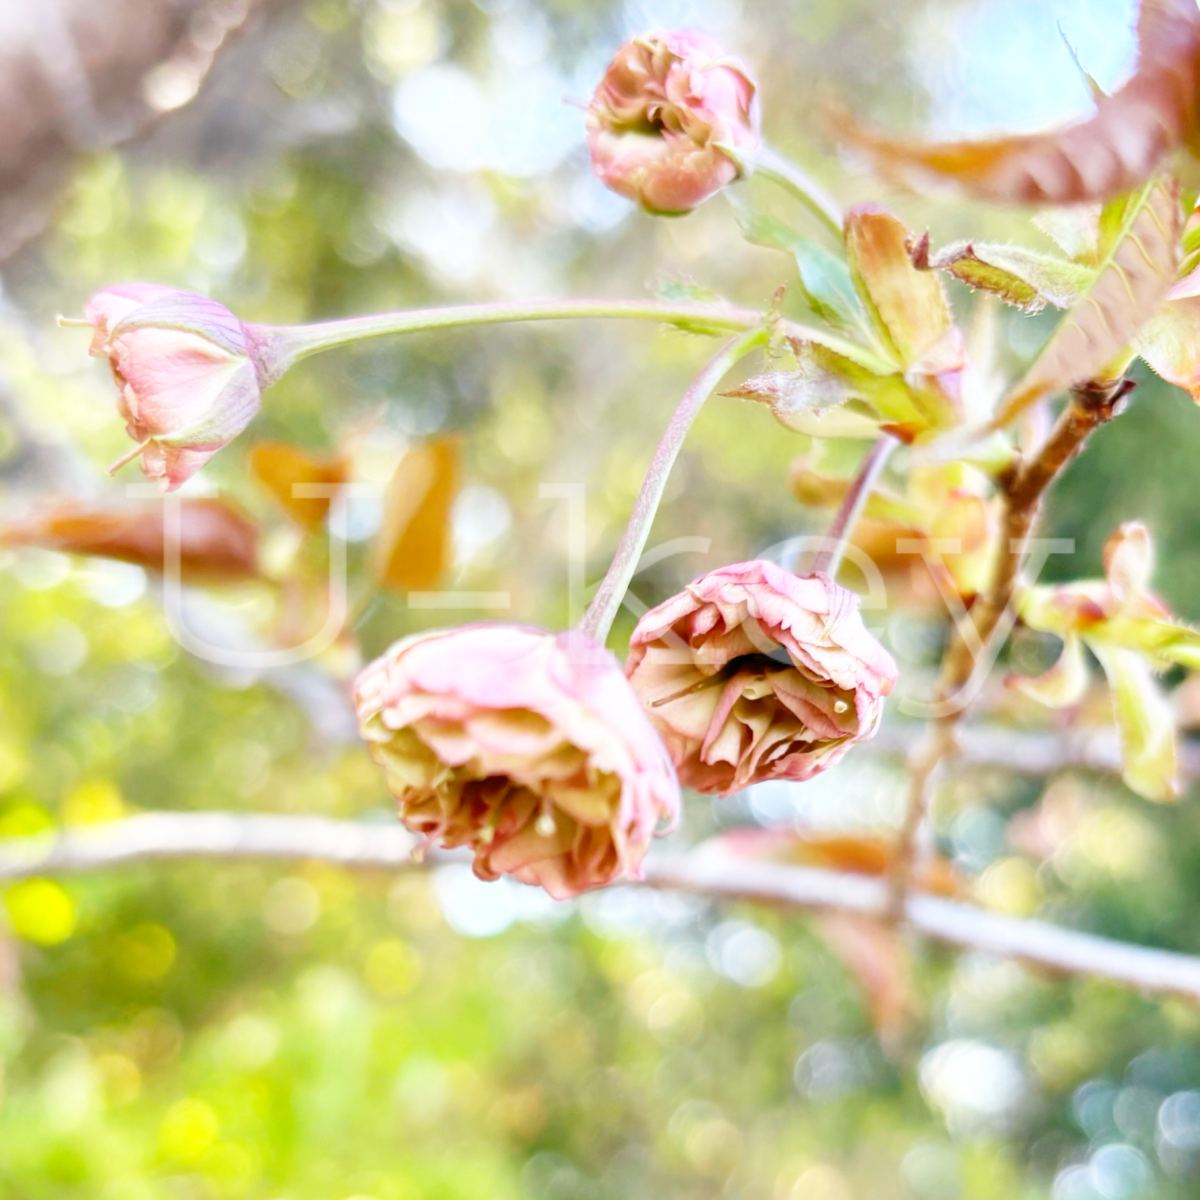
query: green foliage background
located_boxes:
[2,0,1200,1197]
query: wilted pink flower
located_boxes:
[84,284,265,492]
[355,624,681,899]
[625,561,897,795]
[585,30,760,215]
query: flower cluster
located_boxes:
[68,29,907,900]
[354,564,895,893]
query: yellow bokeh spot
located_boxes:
[5,878,75,945]
[0,738,28,791]
[363,938,423,999]
[364,2,443,78]
[791,1164,855,1200]
[977,857,1043,917]
[160,1097,219,1163]
[94,1052,142,1106]
[117,924,177,982]
[203,1141,260,1195]
[1076,807,1159,880]
[63,779,126,827]
[1028,1021,1099,1090]
[0,801,54,840]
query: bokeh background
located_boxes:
[3,0,1200,1197]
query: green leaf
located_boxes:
[1181,216,1200,259]
[1010,634,1090,708]
[925,241,1093,312]
[1091,643,1179,802]
[656,280,725,305]
[731,199,869,336]
[1091,613,1200,670]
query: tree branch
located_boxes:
[890,380,1133,907]
[4,811,1200,1002]
[874,722,1200,780]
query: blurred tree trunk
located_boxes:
[0,0,277,261]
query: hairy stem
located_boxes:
[578,327,769,645]
[888,379,1133,913]
[754,144,844,238]
[248,299,763,384]
[807,434,897,577]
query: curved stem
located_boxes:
[806,434,897,578]
[754,144,844,238]
[578,326,768,645]
[248,299,764,385]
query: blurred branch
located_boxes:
[0,813,422,875]
[0,0,274,260]
[876,722,1200,780]
[890,379,1133,908]
[4,812,1200,1001]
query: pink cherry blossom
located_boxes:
[586,30,760,215]
[355,624,681,899]
[85,284,264,492]
[625,561,897,795]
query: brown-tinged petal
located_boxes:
[355,624,680,897]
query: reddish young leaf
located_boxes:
[251,442,349,531]
[371,436,461,593]
[994,176,1181,426]
[832,0,1200,204]
[844,207,954,367]
[0,499,260,582]
[816,913,915,1048]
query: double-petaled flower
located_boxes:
[625,561,897,795]
[355,624,681,899]
[585,30,760,215]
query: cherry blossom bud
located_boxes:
[355,624,680,899]
[585,30,760,215]
[84,284,266,492]
[625,561,897,795]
